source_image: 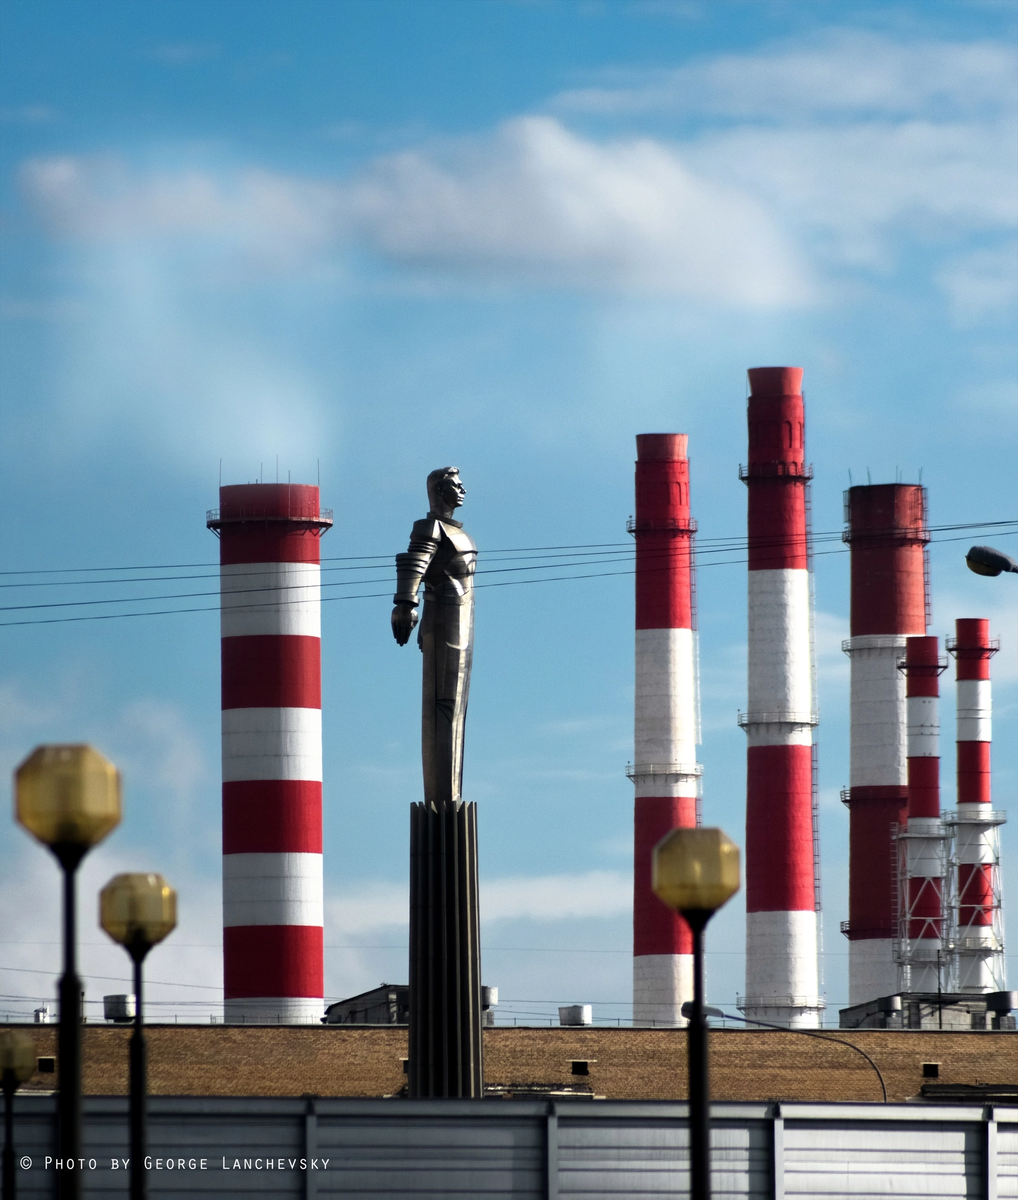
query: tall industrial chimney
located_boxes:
[208,484,332,1023]
[630,434,700,1027]
[947,618,1006,992]
[740,367,821,1029]
[899,635,946,992]
[841,484,928,1004]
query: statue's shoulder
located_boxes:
[411,517,443,541]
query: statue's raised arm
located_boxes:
[392,467,477,810]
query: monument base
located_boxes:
[408,800,483,1097]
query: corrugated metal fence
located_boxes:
[9,1096,1017,1198]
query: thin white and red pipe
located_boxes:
[741,367,821,1029]
[900,635,946,992]
[211,483,329,1023]
[842,483,928,1004]
[949,618,1004,992]
[631,433,700,1026]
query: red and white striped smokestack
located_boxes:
[948,618,1005,992]
[740,367,821,1029]
[900,635,946,992]
[630,434,700,1027]
[842,484,928,1004]
[208,484,332,1023]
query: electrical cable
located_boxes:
[0,523,1012,628]
[1,519,1011,581]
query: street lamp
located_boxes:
[99,873,177,1200]
[14,745,121,1200]
[965,545,1018,576]
[652,827,740,1200]
[1,1029,36,1200]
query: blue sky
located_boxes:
[1,0,1015,1027]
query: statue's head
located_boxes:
[427,467,465,513]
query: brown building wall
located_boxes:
[7,1024,1015,1104]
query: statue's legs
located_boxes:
[420,596,473,810]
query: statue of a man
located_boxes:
[392,467,477,811]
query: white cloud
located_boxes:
[58,244,333,468]
[0,677,218,861]
[0,674,89,783]
[0,683,219,1018]
[0,680,59,736]
[20,121,808,306]
[15,131,806,471]
[555,31,1017,273]
[111,699,211,821]
[326,868,631,935]
[483,869,630,921]
[7,165,338,467]
[14,29,1015,343]
[345,117,809,304]
[20,156,343,271]
[2,858,633,1019]
[554,30,1016,120]
[327,881,408,936]
[689,120,1016,271]
[0,843,223,1019]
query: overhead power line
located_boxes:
[0,521,1013,629]
[2,519,1012,582]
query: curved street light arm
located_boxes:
[714,1010,887,1103]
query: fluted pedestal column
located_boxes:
[408,801,483,1097]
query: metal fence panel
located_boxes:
[315,1111,544,1198]
[784,1120,982,1199]
[13,1099,309,1198]
[999,1121,1018,1200]
[6,1094,1015,1199]
[557,1117,770,1198]
[8,1100,59,1198]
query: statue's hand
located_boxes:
[391,602,419,646]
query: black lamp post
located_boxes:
[652,827,740,1200]
[1,1029,36,1200]
[99,873,177,1200]
[14,745,122,1200]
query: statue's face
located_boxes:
[439,472,465,509]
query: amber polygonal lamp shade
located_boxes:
[15,744,121,850]
[0,1029,37,1086]
[652,827,740,914]
[100,873,177,949]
